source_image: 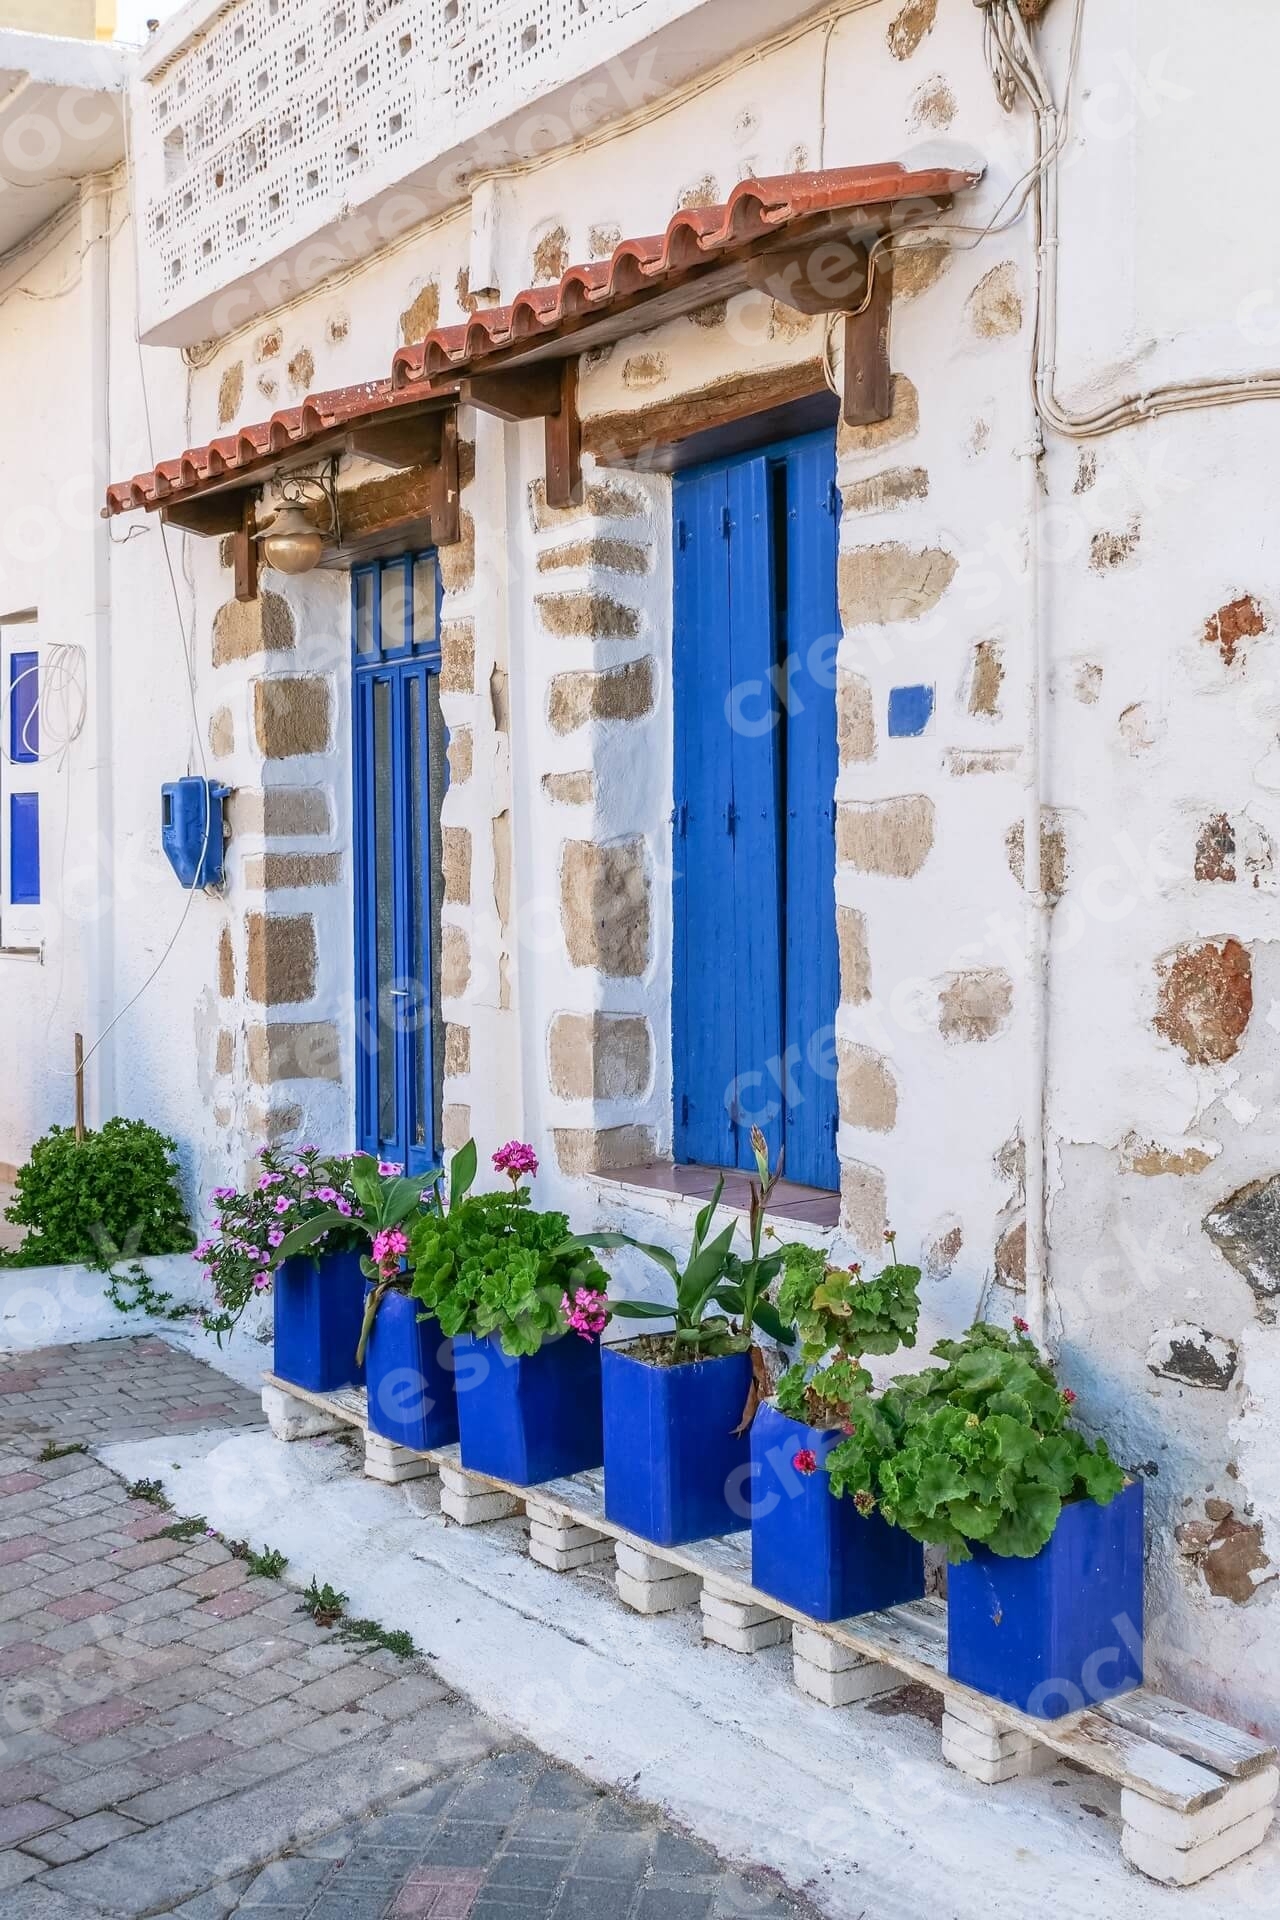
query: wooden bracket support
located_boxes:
[428,408,462,548]
[233,491,259,603]
[842,260,893,429]
[463,357,582,510]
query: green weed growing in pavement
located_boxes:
[105,1263,199,1322]
[125,1478,172,1508]
[158,1515,209,1541]
[227,1539,289,1580]
[299,1576,418,1657]
[37,1439,87,1462]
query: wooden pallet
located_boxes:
[260,1374,1278,1886]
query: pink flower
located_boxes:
[313,1187,340,1204]
[267,1228,285,1248]
[792,1449,819,1476]
[371,1228,409,1275]
[252,1272,271,1291]
[273,1195,292,1215]
[212,1186,236,1201]
[299,1144,318,1154]
[1062,1388,1078,1406]
[258,1173,283,1190]
[1013,1316,1030,1334]
[561,1287,608,1339]
[292,1164,309,1178]
[335,1198,353,1216]
[494,1141,538,1183]
[378,1160,404,1176]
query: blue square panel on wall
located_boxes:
[888,684,935,737]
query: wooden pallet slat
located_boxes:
[1099,1691,1277,1781]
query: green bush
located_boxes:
[0,1118,195,1270]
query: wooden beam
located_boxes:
[743,237,871,316]
[160,489,251,537]
[233,492,259,603]
[463,361,565,423]
[842,260,893,428]
[345,410,445,470]
[429,409,462,547]
[544,360,582,510]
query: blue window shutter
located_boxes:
[673,464,739,1171]
[725,454,785,1175]
[780,433,840,1192]
[10,652,37,764]
[10,792,39,905]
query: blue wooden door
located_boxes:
[672,430,839,1191]
[353,554,445,1176]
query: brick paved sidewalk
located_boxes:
[0,1336,821,1920]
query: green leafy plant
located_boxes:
[559,1128,794,1360]
[37,1439,86,1462]
[300,1577,348,1626]
[826,1322,1127,1562]
[0,1119,195,1271]
[409,1141,608,1358]
[125,1478,171,1508]
[334,1617,418,1660]
[158,1515,209,1542]
[774,1234,921,1429]
[195,1145,368,1343]
[225,1539,288,1579]
[273,1151,442,1363]
[105,1263,199,1322]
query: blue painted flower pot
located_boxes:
[602,1342,753,1547]
[365,1289,460,1453]
[453,1332,603,1486]
[272,1249,366,1393]
[947,1479,1145,1719]
[750,1404,925,1621]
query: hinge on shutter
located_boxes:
[725,802,737,838]
[674,801,688,838]
[830,1111,840,1143]
[827,478,840,518]
[681,1094,690,1127]
[676,517,688,553]
[721,505,732,540]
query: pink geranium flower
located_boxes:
[493,1141,538,1183]
[792,1449,819,1476]
[560,1287,608,1340]
[378,1160,404,1176]
[371,1228,409,1277]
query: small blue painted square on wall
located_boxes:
[888,684,935,737]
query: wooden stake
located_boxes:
[74,1034,86,1142]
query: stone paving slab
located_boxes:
[0,1337,824,1920]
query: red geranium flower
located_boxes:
[792,1449,818,1476]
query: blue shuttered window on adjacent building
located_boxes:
[8,649,39,906]
[352,554,446,1176]
[672,429,840,1193]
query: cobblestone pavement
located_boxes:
[0,1336,820,1920]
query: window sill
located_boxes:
[590,1162,841,1230]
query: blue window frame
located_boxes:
[7,649,39,906]
[672,428,840,1192]
[352,553,446,1176]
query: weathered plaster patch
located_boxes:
[1147,1324,1238,1391]
[1204,593,1267,667]
[286,347,314,393]
[542,770,594,806]
[399,280,440,344]
[1005,815,1067,896]
[533,225,570,285]
[925,1222,963,1280]
[1074,450,1097,494]
[622,352,669,391]
[217,361,244,425]
[842,468,929,516]
[1205,1175,1280,1310]
[548,658,655,734]
[1073,661,1103,703]
[839,544,957,626]
[837,671,875,764]
[936,969,1013,1043]
[537,593,642,641]
[1118,1133,1217,1178]
[887,0,937,62]
[1195,814,1237,883]
[910,75,956,129]
[1119,702,1164,753]
[841,1160,887,1250]
[1090,523,1141,571]
[588,225,621,260]
[837,796,935,877]
[677,176,719,210]
[965,263,1023,339]
[1153,937,1253,1067]
[967,641,1004,718]
[890,243,950,302]
[838,375,918,457]
[1177,1504,1275,1604]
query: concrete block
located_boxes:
[700,1590,780,1630]
[525,1506,610,1552]
[528,1536,616,1573]
[1122,1806,1275,1887]
[363,1434,435,1485]
[615,1569,702,1616]
[1121,1766,1278,1851]
[261,1385,343,1442]
[792,1624,876,1675]
[941,1729,1051,1786]
[703,1613,791,1655]
[941,1708,1032,1767]
[615,1541,686,1584]
[437,1463,520,1525]
[794,1654,899,1708]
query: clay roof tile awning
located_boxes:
[391,164,981,390]
[104,164,979,522]
[105,378,456,518]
